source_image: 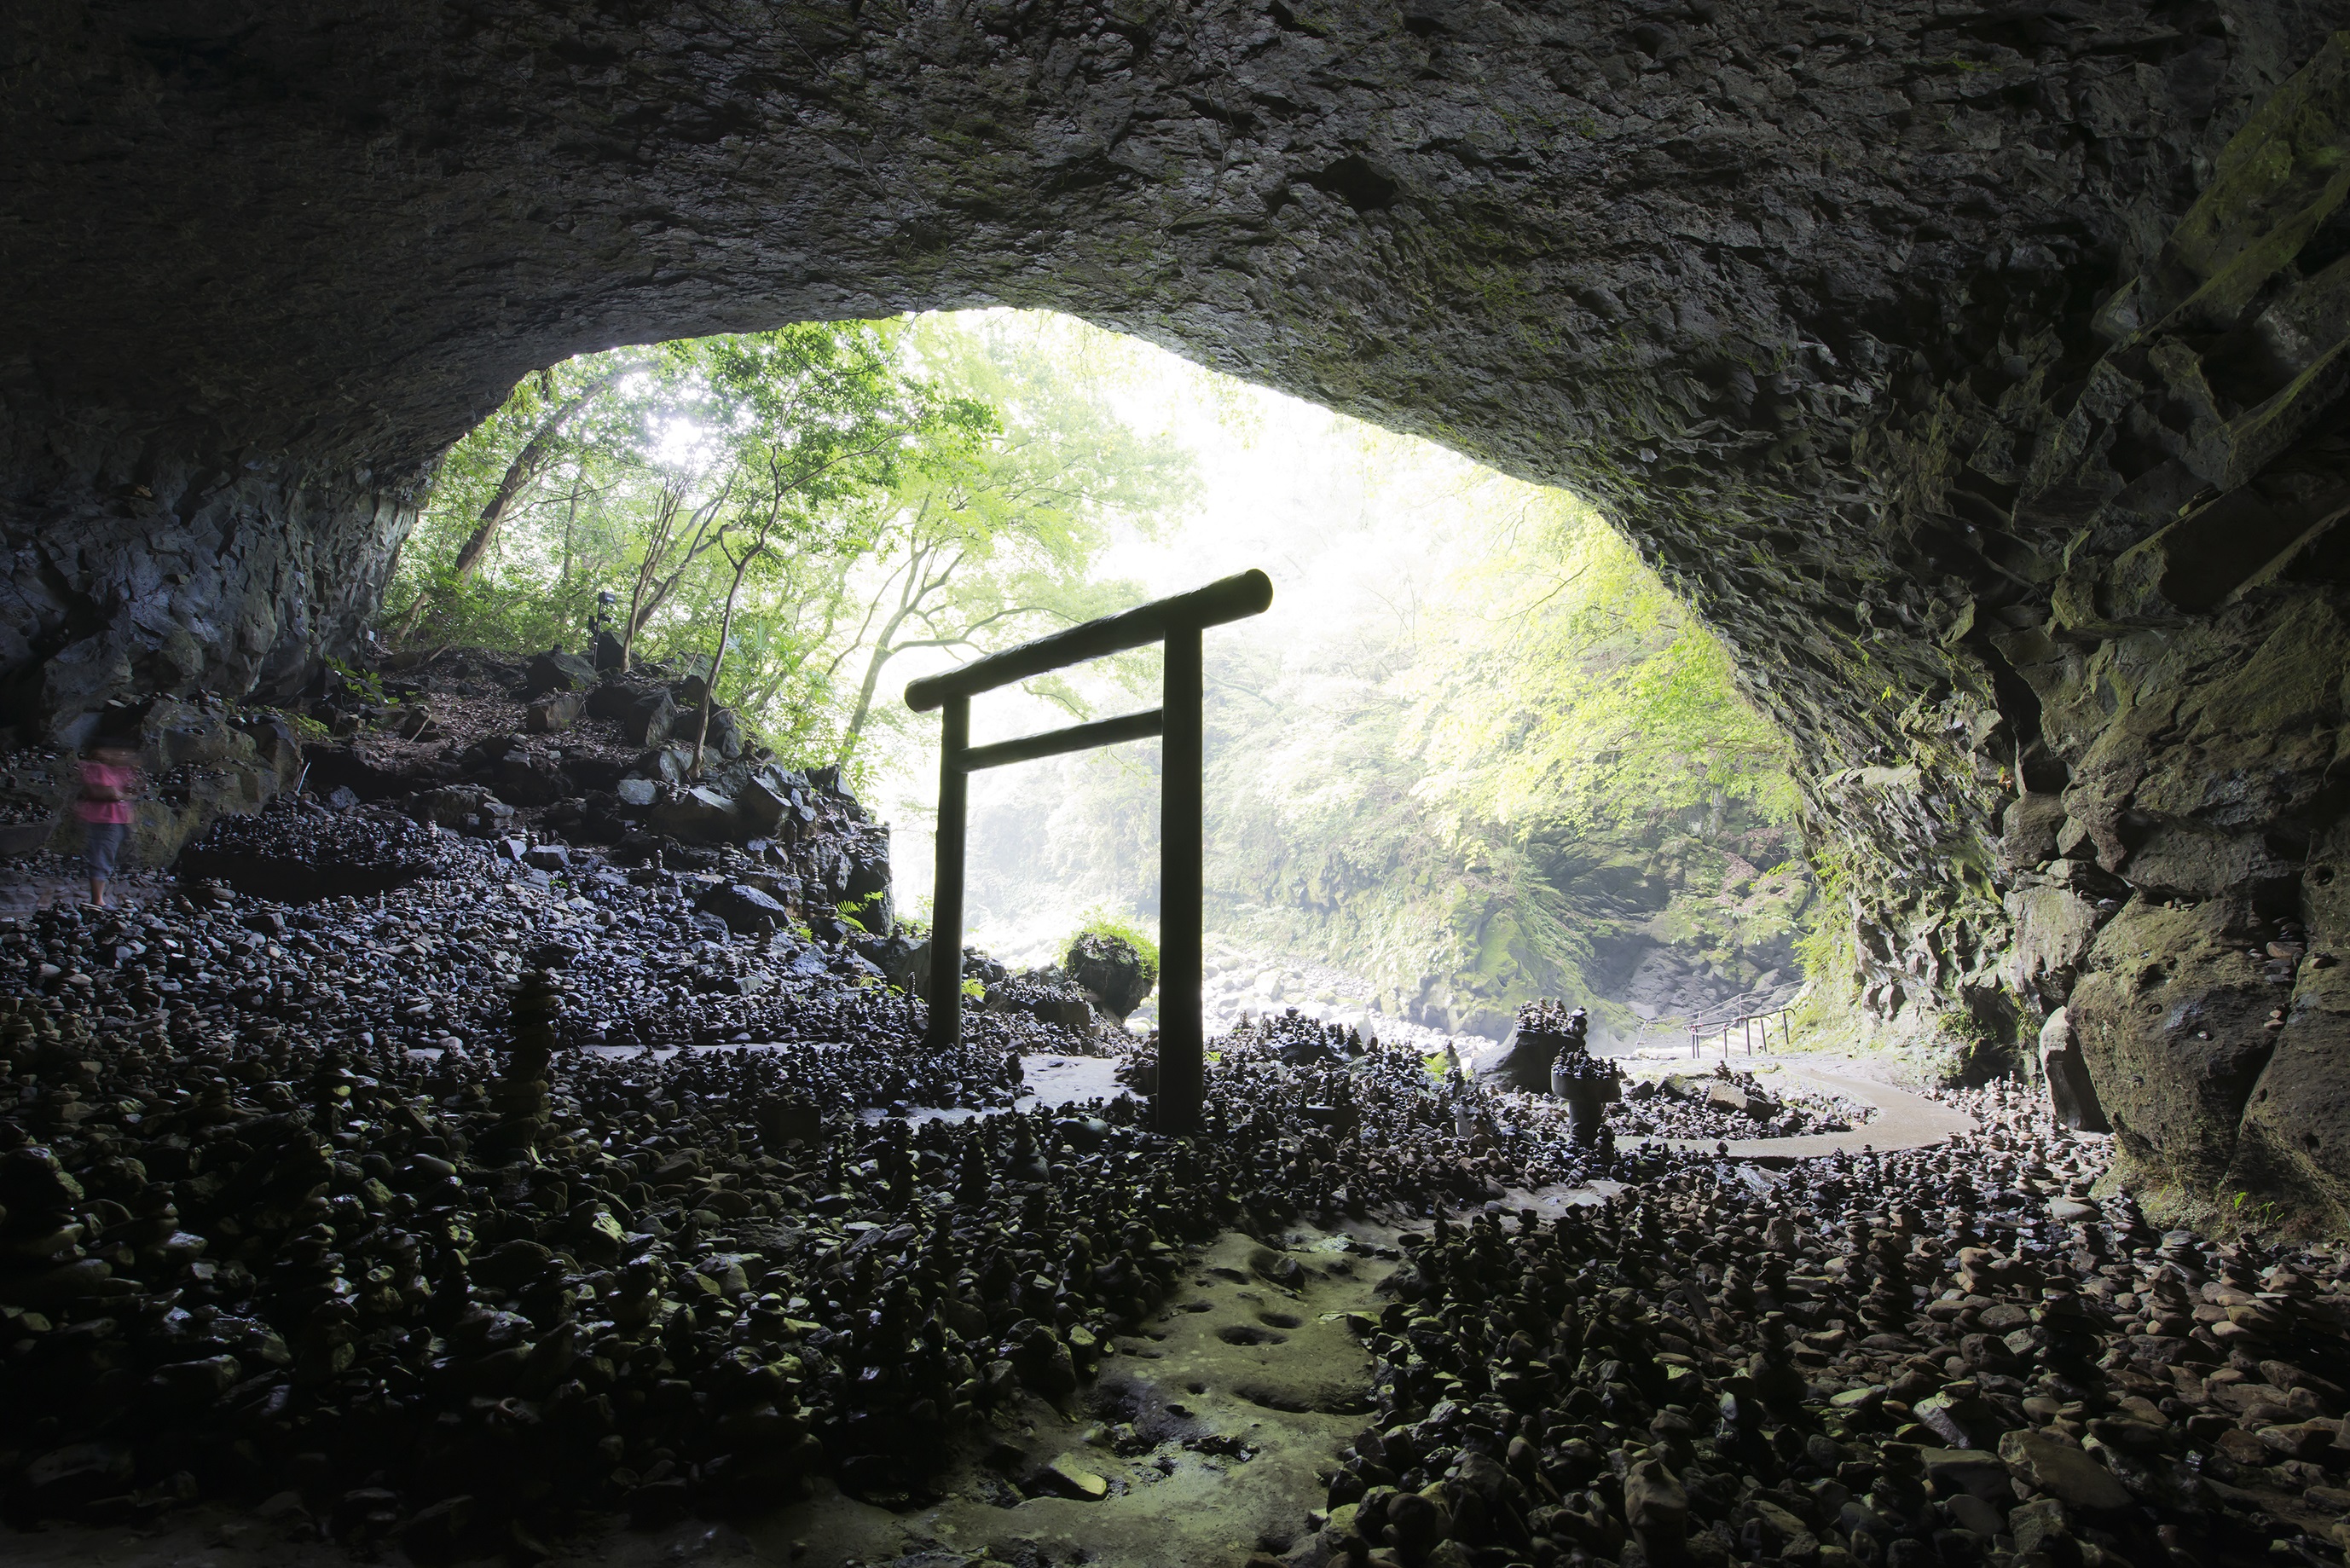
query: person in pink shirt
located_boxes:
[76,741,139,908]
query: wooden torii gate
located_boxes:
[904,570,1274,1135]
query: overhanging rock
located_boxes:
[5,3,2350,1222]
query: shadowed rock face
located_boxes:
[6,1,2350,1224]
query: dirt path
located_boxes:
[1641,1059,1974,1160]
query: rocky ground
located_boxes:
[1,662,2345,1568]
[1603,1068,1878,1144]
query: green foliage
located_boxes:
[825,315,1193,766]
[385,315,1178,784]
[1792,837,1861,993]
[1070,906,1160,987]
[1397,488,1796,841]
[1203,485,1802,1033]
[321,656,390,706]
[273,709,332,743]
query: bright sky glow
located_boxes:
[871,309,1593,960]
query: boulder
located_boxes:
[860,934,929,994]
[735,772,791,836]
[1997,1430,2131,1512]
[1029,990,1095,1033]
[559,752,626,792]
[2001,794,2068,870]
[1065,931,1152,1018]
[234,712,304,782]
[492,752,564,807]
[704,706,744,760]
[2069,899,2282,1190]
[1707,1079,1774,1118]
[302,744,410,801]
[1035,1453,1108,1501]
[845,830,891,900]
[590,683,678,746]
[524,650,598,696]
[615,778,660,809]
[700,882,790,935]
[1920,1448,2011,1504]
[414,785,500,827]
[622,689,679,747]
[2037,1007,2110,1131]
[1477,1031,1555,1094]
[526,691,585,732]
[649,786,740,844]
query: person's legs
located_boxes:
[85,821,125,906]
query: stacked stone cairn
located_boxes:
[1519,1000,1621,1146]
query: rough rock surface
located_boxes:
[7,3,2350,1219]
[1066,932,1154,1021]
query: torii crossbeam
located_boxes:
[904,570,1274,1135]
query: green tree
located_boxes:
[674,322,990,769]
[825,315,1193,764]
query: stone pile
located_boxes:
[1310,1080,2350,1568]
[1610,1065,1874,1143]
[60,799,1045,1077]
[176,799,460,903]
[958,951,1132,1056]
[290,648,894,924]
[0,871,1699,1555]
[7,841,2345,1568]
[1230,1008,1371,1068]
[1481,1002,1593,1098]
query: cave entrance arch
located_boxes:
[906,570,1273,1135]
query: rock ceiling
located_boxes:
[4,0,2348,1226]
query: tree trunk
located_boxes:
[396,369,623,642]
[836,602,919,765]
[694,542,762,775]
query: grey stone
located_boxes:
[2001,795,2069,872]
[1065,932,1151,1019]
[2038,1007,2109,1133]
[524,651,597,696]
[735,772,790,836]
[526,691,584,732]
[1998,1431,2131,1513]
[620,690,678,748]
[649,786,741,845]
[700,882,790,936]
[1919,1449,2011,1505]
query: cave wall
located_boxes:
[0,392,414,739]
[6,0,2350,1224]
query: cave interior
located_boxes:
[5,2,2350,1223]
